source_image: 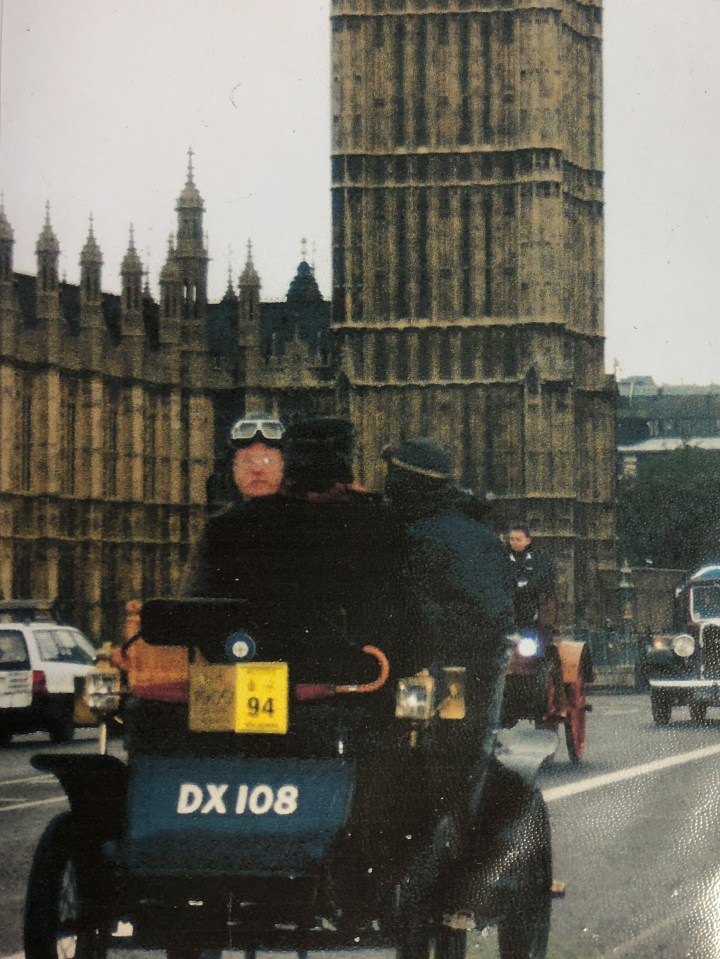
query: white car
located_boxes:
[0,602,96,745]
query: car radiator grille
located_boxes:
[701,625,720,679]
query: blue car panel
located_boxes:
[124,755,354,876]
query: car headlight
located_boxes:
[672,634,695,658]
[395,672,435,721]
[506,630,541,658]
[437,666,466,720]
[83,670,122,714]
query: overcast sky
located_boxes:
[1,0,719,386]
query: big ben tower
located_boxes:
[330,0,615,625]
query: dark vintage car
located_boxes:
[24,595,555,959]
[645,564,720,724]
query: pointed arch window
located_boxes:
[19,374,33,492]
[526,367,540,399]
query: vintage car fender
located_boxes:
[31,753,128,837]
[555,639,595,686]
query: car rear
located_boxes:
[0,627,33,744]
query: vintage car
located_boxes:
[500,627,594,763]
[646,563,720,725]
[24,595,555,959]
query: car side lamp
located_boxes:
[671,633,695,657]
[650,633,695,657]
[395,667,467,745]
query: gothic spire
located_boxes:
[36,201,60,254]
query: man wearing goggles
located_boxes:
[180,412,285,595]
[228,413,285,502]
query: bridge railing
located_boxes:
[572,627,644,689]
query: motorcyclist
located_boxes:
[507,522,559,634]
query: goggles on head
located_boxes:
[229,417,285,447]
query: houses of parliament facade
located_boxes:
[0,0,615,639]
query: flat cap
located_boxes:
[382,437,453,481]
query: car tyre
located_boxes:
[24,811,109,959]
[48,714,75,745]
[435,926,467,959]
[564,675,587,763]
[497,789,552,959]
[166,949,214,959]
[690,701,708,724]
[651,690,671,726]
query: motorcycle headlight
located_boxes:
[395,672,435,721]
[672,634,695,658]
[517,636,540,658]
[506,631,540,658]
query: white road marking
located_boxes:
[0,796,66,814]
[0,775,55,787]
[543,741,720,802]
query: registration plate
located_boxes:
[189,663,288,734]
[235,662,288,735]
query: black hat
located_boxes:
[284,417,355,490]
[285,417,354,452]
[382,438,453,481]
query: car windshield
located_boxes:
[33,628,95,665]
[0,629,30,668]
[691,584,720,620]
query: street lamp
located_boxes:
[619,559,634,636]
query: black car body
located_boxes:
[646,564,720,724]
[24,597,555,959]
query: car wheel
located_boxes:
[690,701,708,724]
[48,716,75,745]
[166,949,216,959]
[651,690,671,726]
[564,675,587,763]
[435,926,467,959]
[497,789,552,959]
[24,811,109,959]
[532,660,553,726]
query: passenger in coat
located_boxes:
[180,411,287,599]
[382,438,515,717]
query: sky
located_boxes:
[1,0,719,386]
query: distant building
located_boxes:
[330,0,616,625]
[618,376,720,442]
[616,377,720,477]
[0,157,331,640]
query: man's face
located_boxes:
[508,529,532,554]
[232,442,284,500]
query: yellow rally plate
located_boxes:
[234,662,288,735]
